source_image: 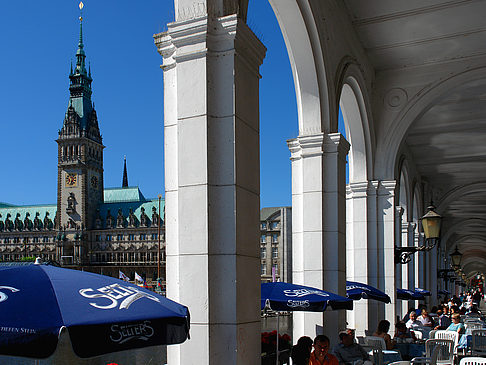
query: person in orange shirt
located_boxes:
[309,335,339,365]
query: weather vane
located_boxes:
[79,2,84,22]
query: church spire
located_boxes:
[122,156,129,188]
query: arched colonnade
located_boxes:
[154,0,486,363]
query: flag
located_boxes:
[119,270,129,282]
[135,272,145,287]
[272,266,276,282]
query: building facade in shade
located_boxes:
[0,18,165,287]
[260,207,292,283]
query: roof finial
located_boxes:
[122,156,129,188]
[78,2,84,48]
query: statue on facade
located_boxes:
[128,208,137,227]
[152,206,159,227]
[140,207,148,227]
[66,192,76,213]
[0,214,4,232]
[5,214,13,232]
[44,212,53,230]
[67,218,76,229]
[116,209,125,228]
[33,212,42,230]
[14,213,23,231]
[23,212,33,231]
[94,209,103,229]
[106,209,114,228]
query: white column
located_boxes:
[155,14,266,365]
[368,181,383,324]
[429,247,438,306]
[400,218,410,318]
[377,181,397,334]
[346,181,379,336]
[288,133,349,345]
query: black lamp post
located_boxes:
[395,203,442,264]
[450,246,463,269]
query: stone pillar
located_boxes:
[346,181,379,335]
[400,218,409,318]
[377,181,397,333]
[288,133,349,345]
[429,247,438,306]
[155,13,266,365]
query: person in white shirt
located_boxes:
[417,309,434,327]
[406,311,422,329]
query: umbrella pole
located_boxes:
[276,312,279,365]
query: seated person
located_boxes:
[402,308,416,323]
[394,321,417,341]
[434,309,451,330]
[309,335,339,365]
[417,309,434,327]
[373,320,395,350]
[332,330,372,365]
[292,336,314,365]
[405,311,422,329]
[446,313,465,334]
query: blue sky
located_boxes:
[0,1,300,208]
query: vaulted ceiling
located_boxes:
[344,0,486,278]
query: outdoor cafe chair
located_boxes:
[408,344,441,365]
[434,330,459,351]
[428,330,437,339]
[471,329,486,357]
[466,322,484,331]
[365,336,388,350]
[411,339,454,365]
[372,347,384,365]
[412,330,424,340]
[365,336,402,364]
[459,357,486,365]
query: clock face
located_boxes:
[65,173,77,187]
[91,176,98,189]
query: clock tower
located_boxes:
[56,14,104,263]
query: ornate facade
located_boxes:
[0,17,165,288]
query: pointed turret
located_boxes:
[59,8,101,144]
[122,157,129,188]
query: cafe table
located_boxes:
[395,340,426,360]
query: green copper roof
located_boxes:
[98,198,164,226]
[0,202,17,208]
[104,187,148,203]
[0,204,57,221]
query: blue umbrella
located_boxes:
[346,281,391,303]
[397,288,425,300]
[414,287,432,296]
[0,263,190,359]
[261,282,353,312]
[261,282,352,365]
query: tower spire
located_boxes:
[122,156,129,188]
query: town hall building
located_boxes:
[0,17,165,288]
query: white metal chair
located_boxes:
[365,336,402,364]
[412,330,424,340]
[459,357,486,365]
[471,329,486,356]
[365,336,387,350]
[411,339,454,365]
[409,345,441,365]
[466,322,484,331]
[428,330,437,339]
[434,330,459,350]
[373,347,384,365]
